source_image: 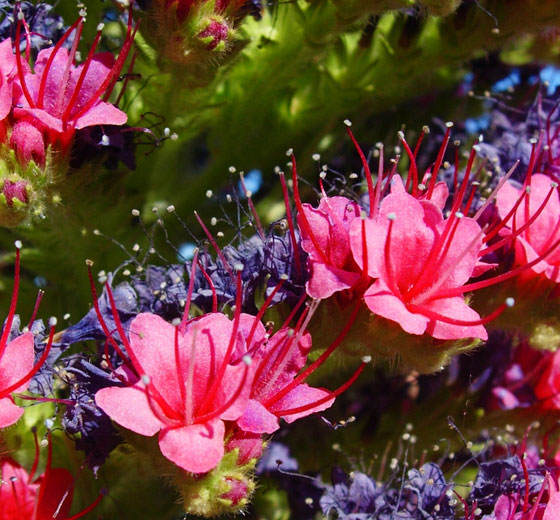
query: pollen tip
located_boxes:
[242,355,252,366]
[361,355,372,363]
[445,121,454,128]
[343,119,352,127]
[48,317,57,327]
[85,259,94,267]
[234,262,244,272]
[141,375,151,385]
[280,273,289,280]
[285,148,294,156]
[387,212,396,221]
[131,209,140,217]
[397,130,405,140]
[166,205,175,213]
[96,22,105,32]
[505,297,515,307]
[455,211,464,218]
[360,210,367,219]
[14,240,22,249]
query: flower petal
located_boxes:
[95,384,163,436]
[0,396,24,428]
[236,399,279,434]
[158,419,225,473]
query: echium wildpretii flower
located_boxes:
[0,432,103,519]
[71,258,365,517]
[0,242,55,429]
[0,6,136,227]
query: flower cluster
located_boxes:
[0,6,135,226]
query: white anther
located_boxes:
[14,240,22,249]
[131,209,140,217]
[361,355,372,363]
[387,212,396,221]
[506,297,515,307]
[166,205,175,213]
[48,317,57,327]
[343,119,352,127]
[206,190,213,198]
[242,355,252,366]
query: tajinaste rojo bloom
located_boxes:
[9,9,135,166]
[85,256,366,516]
[0,241,54,429]
[0,432,102,519]
[289,123,560,373]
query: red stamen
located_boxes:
[481,185,556,256]
[245,278,285,347]
[406,298,512,328]
[372,144,384,218]
[239,172,264,239]
[180,248,199,331]
[279,171,302,275]
[27,290,44,330]
[193,360,251,423]
[473,161,518,221]
[450,146,477,214]
[426,123,452,199]
[174,326,186,407]
[383,216,401,297]
[289,156,330,265]
[115,50,138,106]
[61,24,104,122]
[272,360,366,417]
[264,300,361,407]
[519,454,530,514]
[36,16,84,108]
[196,256,218,313]
[398,131,419,197]
[14,20,35,108]
[0,245,22,359]
[360,215,369,283]
[0,323,55,399]
[143,377,181,426]
[194,211,233,276]
[198,270,243,414]
[86,262,134,374]
[345,125,375,218]
[63,492,103,520]
[434,236,560,298]
[482,186,528,244]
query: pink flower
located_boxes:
[534,349,560,410]
[0,244,53,429]
[349,188,489,340]
[296,195,363,299]
[234,315,335,434]
[0,38,18,121]
[496,174,560,282]
[9,14,134,165]
[0,436,102,520]
[95,312,252,474]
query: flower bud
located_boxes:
[0,175,32,227]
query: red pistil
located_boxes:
[239,171,264,239]
[15,19,36,108]
[0,324,55,399]
[264,299,362,407]
[406,299,512,327]
[279,171,302,275]
[194,210,234,275]
[346,125,375,217]
[426,124,452,199]
[196,256,218,313]
[27,290,44,329]
[180,248,199,331]
[272,360,366,417]
[36,16,84,108]
[0,244,22,360]
[290,155,330,265]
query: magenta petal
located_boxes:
[95,385,163,436]
[236,399,279,434]
[306,262,361,299]
[363,280,428,335]
[271,383,334,423]
[0,332,35,391]
[9,120,46,165]
[544,476,560,520]
[0,396,24,428]
[74,102,127,129]
[14,107,63,132]
[0,81,11,120]
[424,296,487,340]
[159,419,225,473]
